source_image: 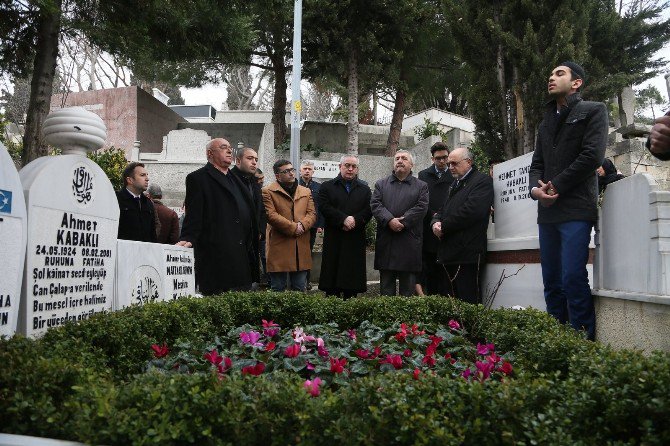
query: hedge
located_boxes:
[1,292,669,445]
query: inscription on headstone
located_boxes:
[492,152,537,240]
[164,246,195,300]
[0,142,27,336]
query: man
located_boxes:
[418,142,453,295]
[262,159,317,292]
[647,111,670,160]
[431,148,493,303]
[371,150,428,296]
[528,62,608,340]
[177,138,259,294]
[147,183,179,244]
[318,155,372,299]
[116,162,157,243]
[255,168,269,286]
[299,160,325,288]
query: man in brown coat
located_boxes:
[147,183,179,244]
[262,159,317,291]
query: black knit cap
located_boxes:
[560,61,586,82]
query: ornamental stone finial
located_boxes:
[42,107,107,156]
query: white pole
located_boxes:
[289,0,302,169]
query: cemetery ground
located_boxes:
[2,292,669,445]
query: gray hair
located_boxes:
[453,147,473,161]
[340,154,360,164]
[394,149,414,165]
[300,160,315,168]
[147,183,163,198]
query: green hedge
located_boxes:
[1,292,669,445]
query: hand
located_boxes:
[650,115,670,158]
[388,217,405,232]
[343,216,356,230]
[531,180,559,208]
[432,221,443,239]
[176,240,192,248]
[295,222,305,236]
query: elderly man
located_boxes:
[177,138,259,294]
[431,147,493,303]
[318,155,372,298]
[418,141,453,295]
[529,62,608,340]
[147,183,179,244]
[116,162,157,243]
[371,150,428,296]
[262,159,317,292]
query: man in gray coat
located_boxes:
[371,150,429,296]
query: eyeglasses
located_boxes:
[433,155,448,161]
[447,159,468,167]
[343,163,358,169]
[278,167,296,174]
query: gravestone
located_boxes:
[0,142,27,336]
[18,107,119,337]
[115,241,195,309]
[491,152,536,241]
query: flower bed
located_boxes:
[2,292,670,445]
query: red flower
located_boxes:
[203,349,224,366]
[429,335,443,346]
[425,343,437,357]
[412,368,421,380]
[444,352,457,364]
[284,344,301,358]
[499,361,513,375]
[330,357,347,374]
[371,346,382,359]
[265,341,276,352]
[475,360,495,380]
[395,323,409,342]
[151,343,169,358]
[403,349,412,357]
[487,352,501,364]
[379,354,403,370]
[422,355,436,367]
[242,362,265,376]
[216,357,233,373]
[355,349,370,359]
[410,324,425,336]
[318,345,330,357]
[262,319,279,328]
[448,319,461,330]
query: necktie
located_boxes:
[135,196,141,210]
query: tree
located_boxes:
[635,85,666,121]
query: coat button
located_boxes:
[239,240,243,245]
[235,219,240,223]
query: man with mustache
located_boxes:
[371,150,428,296]
[528,62,607,341]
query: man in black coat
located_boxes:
[418,141,453,295]
[528,62,608,341]
[299,160,325,289]
[116,162,157,243]
[177,138,259,295]
[431,147,493,304]
[318,155,372,298]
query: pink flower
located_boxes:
[151,343,169,358]
[265,342,276,352]
[262,319,279,328]
[475,360,495,380]
[355,349,370,359]
[412,368,421,380]
[304,377,322,397]
[284,344,301,358]
[317,345,329,357]
[499,361,513,375]
[476,342,495,355]
[462,368,472,379]
[306,361,315,371]
[241,362,265,376]
[347,329,357,340]
[379,354,403,370]
[262,320,280,337]
[240,331,264,347]
[403,349,412,357]
[448,319,461,330]
[422,355,436,367]
[203,349,224,366]
[216,357,233,373]
[486,353,501,364]
[330,357,347,374]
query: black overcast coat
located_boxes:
[418,165,453,253]
[180,163,259,294]
[318,175,372,293]
[116,189,157,243]
[432,166,493,265]
[529,93,608,224]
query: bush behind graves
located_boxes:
[1,292,669,444]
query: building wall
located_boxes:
[136,88,188,154]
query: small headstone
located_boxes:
[616,123,651,139]
[0,142,27,336]
[18,107,119,337]
[491,153,536,240]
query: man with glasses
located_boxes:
[371,150,429,296]
[177,138,260,294]
[262,159,317,292]
[418,142,453,295]
[431,147,493,303]
[318,155,372,299]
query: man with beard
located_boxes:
[177,138,259,294]
[318,154,372,298]
[371,150,428,296]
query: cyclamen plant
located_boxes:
[148,319,514,397]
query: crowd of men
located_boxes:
[113,61,670,341]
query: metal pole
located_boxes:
[289,0,302,169]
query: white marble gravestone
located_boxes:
[18,107,119,337]
[491,152,536,242]
[115,241,195,310]
[0,142,27,336]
